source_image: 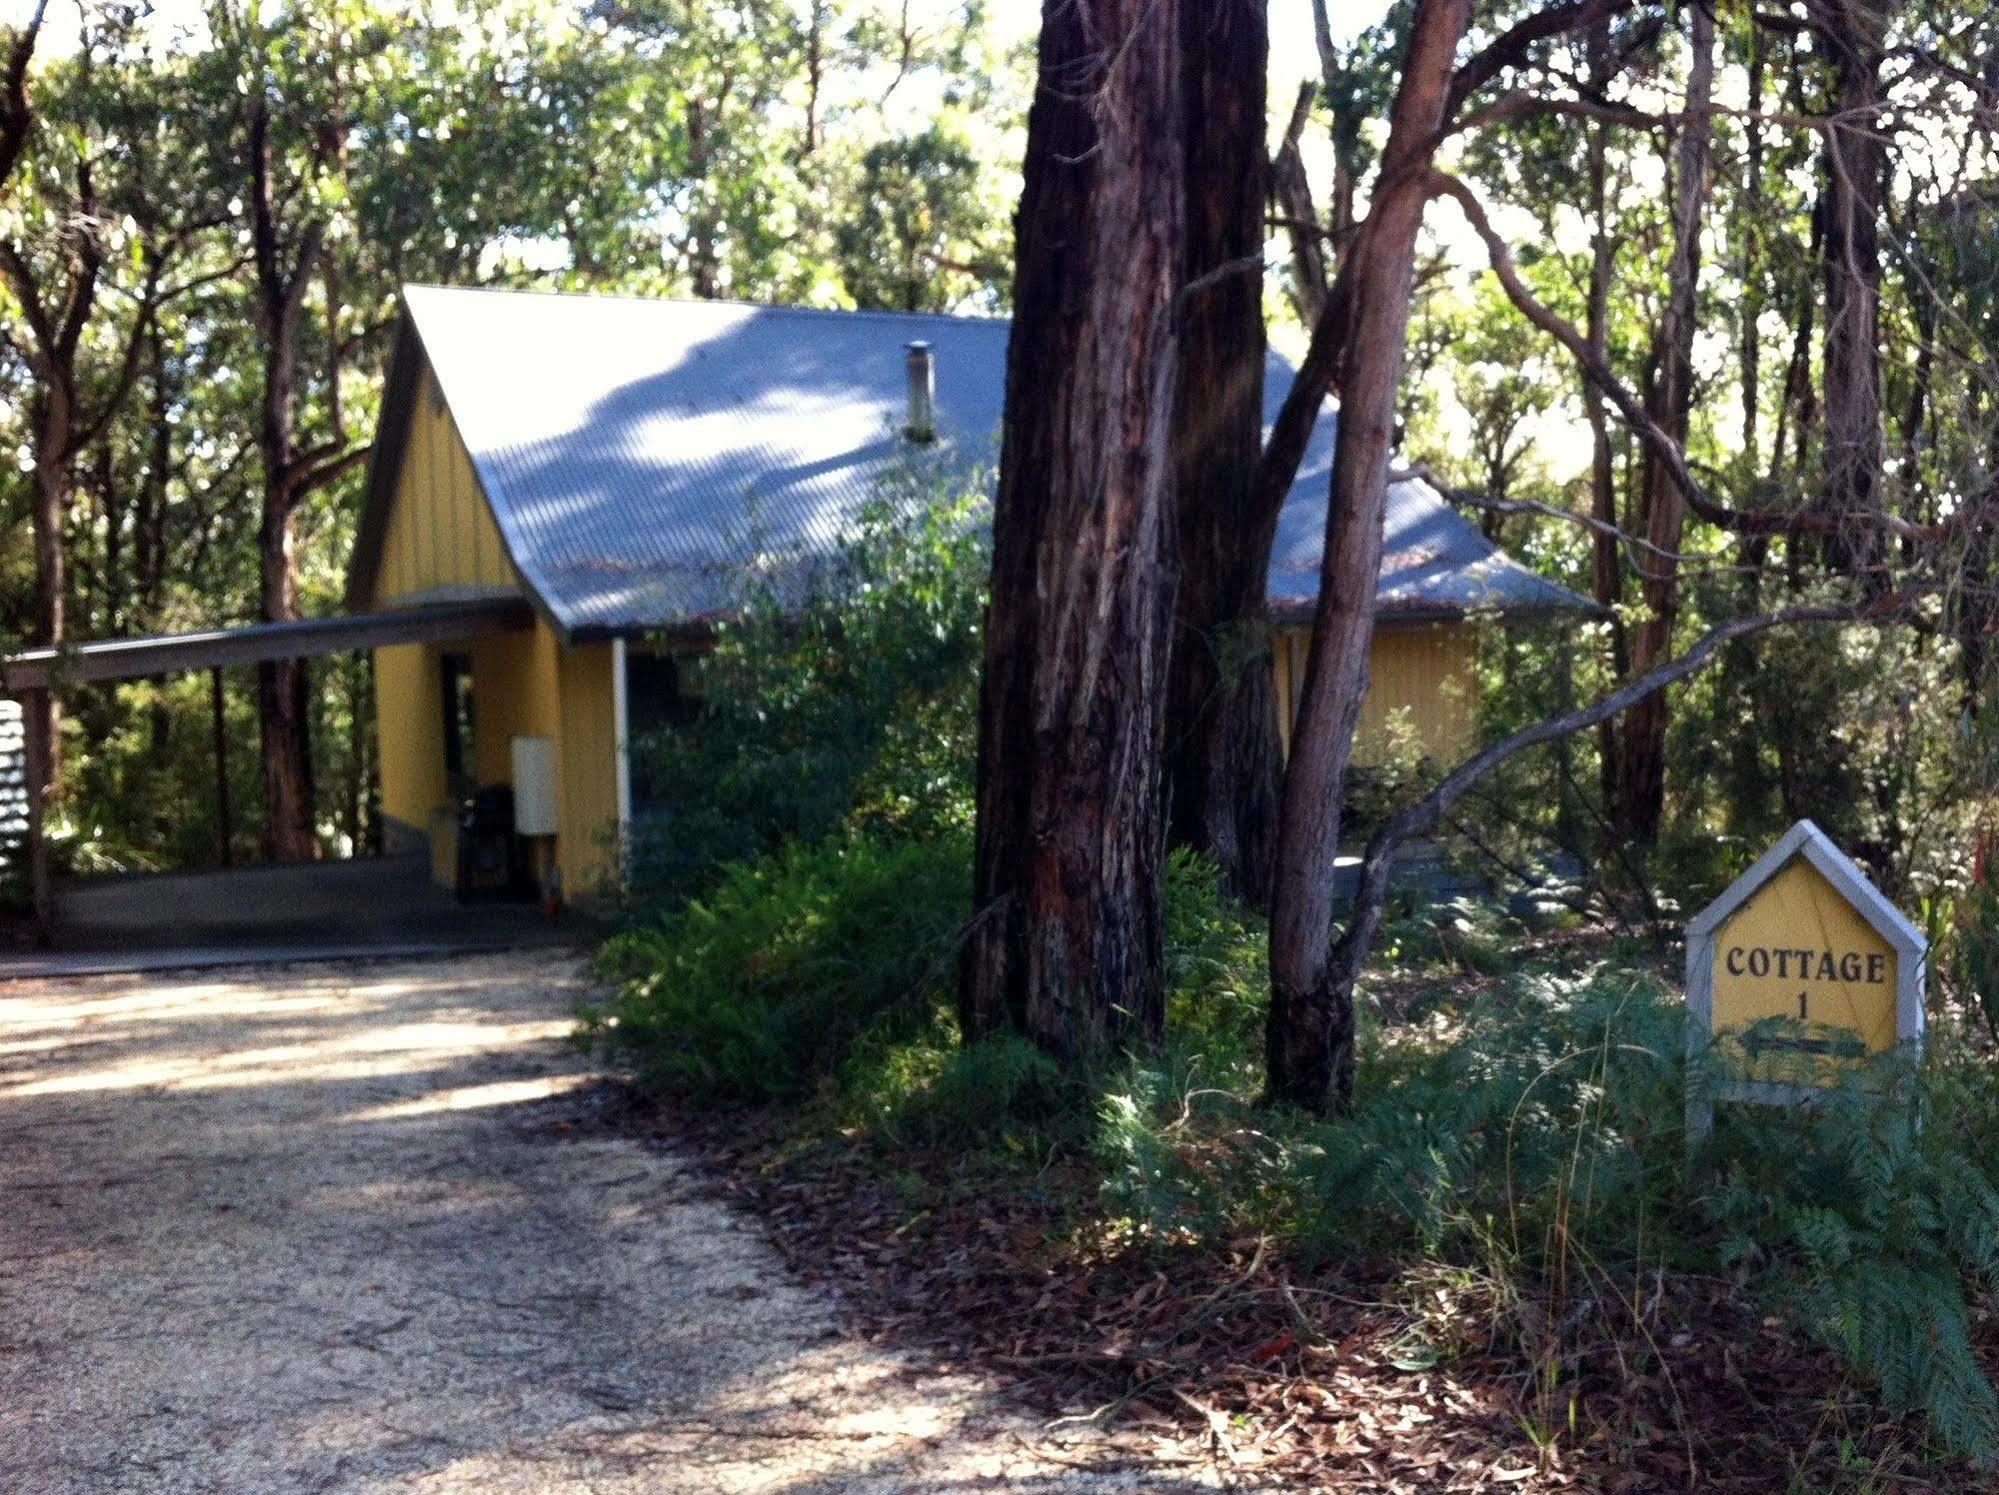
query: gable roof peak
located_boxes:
[1685,818,1927,955]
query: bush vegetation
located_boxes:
[620,488,986,913]
[587,491,1999,1466]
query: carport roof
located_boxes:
[0,597,533,694]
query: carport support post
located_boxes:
[22,686,51,941]
[211,667,232,867]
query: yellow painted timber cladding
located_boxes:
[376,366,517,604]
[556,640,621,894]
[367,356,622,901]
[371,624,622,899]
[1272,624,1479,763]
[1713,858,1899,1056]
[375,640,447,838]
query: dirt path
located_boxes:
[0,951,1210,1493]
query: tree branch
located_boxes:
[1327,588,1938,996]
[292,440,372,497]
[1446,0,1637,120]
[0,0,45,190]
[1431,167,1996,545]
[1270,79,1329,327]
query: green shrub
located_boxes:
[1705,1061,1999,1457]
[622,490,986,912]
[853,1032,1075,1151]
[585,828,971,1102]
[1948,874,1999,1041]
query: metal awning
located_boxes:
[1,596,535,694]
[1,595,536,936]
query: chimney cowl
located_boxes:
[903,340,936,444]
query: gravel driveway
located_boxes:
[0,951,1204,1493]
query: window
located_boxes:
[625,650,700,815]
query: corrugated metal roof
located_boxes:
[358,286,1595,636]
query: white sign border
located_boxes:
[1684,819,1928,1143]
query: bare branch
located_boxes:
[1328,588,1939,994]
[1446,0,1636,120]
[1451,89,1668,135]
[1431,167,1996,546]
[292,441,372,497]
[1181,252,1264,302]
[1270,80,1328,327]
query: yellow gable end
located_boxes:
[374,365,520,606]
[1713,858,1899,1055]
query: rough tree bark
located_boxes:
[0,2,44,192]
[1264,0,1471,1112]
[959,0,1184,1060]
[249,94,321,862]
[1817,0,1892,581]
[1165,0,1278,905]
[1616,0,1714,842]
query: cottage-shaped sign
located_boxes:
[1685,819,1927,1140]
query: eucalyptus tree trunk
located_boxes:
[1265,0,1471,1112]
[1817,0,1891,581]
[959,0,1184,1061]
[1582,23,1623,828]
[249,95,320,863]
[1617,0,1714,843]
[1166,0,1277,906]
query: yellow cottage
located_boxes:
[347,287,1594,903]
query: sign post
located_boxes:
[1684,819,1927,1144]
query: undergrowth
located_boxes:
[588,843,1999,1464]
[583,487,1999,1469]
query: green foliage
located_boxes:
[849,1032,1073,1152]
[836,124,1006,312]
[586,827,971,1103]
[1706,1061,1999,1457]
[1949,874,1999,1042]
[623,488,987,911]
[1097,969,1999,1461]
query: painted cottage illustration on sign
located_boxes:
[1684,819,1928,1137]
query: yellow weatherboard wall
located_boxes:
[375,366,517,604]
[368,352,624,902]
[1272,624,1479,764]
[1712,858,1898,1054]
[556,642,621,895]
[375,640,447,840]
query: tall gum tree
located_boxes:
[960,0,1184,1060]
[1265,0,1472,1110]
[218,7,373,861]
[1166,0,1276,905]
[1816,0,1892,580]
[1617,0,1714,842]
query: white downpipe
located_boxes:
[611,636,632,868]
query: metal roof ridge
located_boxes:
[400,282,1013,327]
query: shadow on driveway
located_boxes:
[0,854,590,979]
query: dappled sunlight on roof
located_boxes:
[372,287,1597,637]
